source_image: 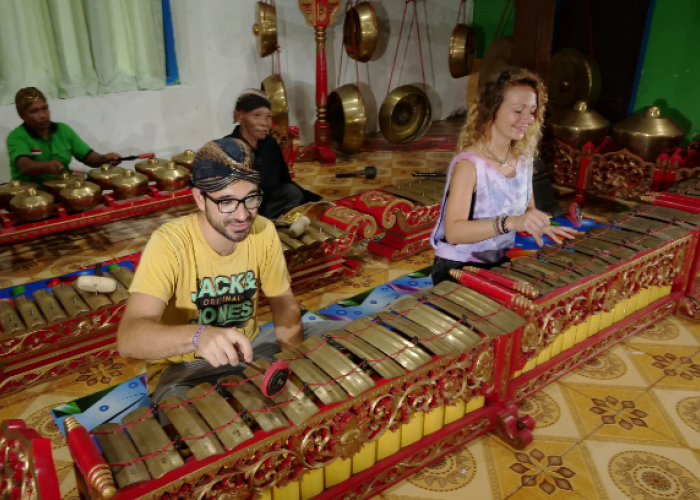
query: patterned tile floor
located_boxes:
[5,120,700,499]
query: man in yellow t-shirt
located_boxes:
[117,137,347,402]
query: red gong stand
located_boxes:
[298,0,341,165]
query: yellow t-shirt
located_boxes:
[129,213,291,391]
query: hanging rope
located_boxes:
[337,0,362,99]
[387,0,427,95]
[492,0,513,45]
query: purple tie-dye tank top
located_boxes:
[430,152,532,264]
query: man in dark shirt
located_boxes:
[227,89,320,219]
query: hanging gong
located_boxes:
[478,37,512,92]
[253,1,277,58]
[449,24,476,78]
[328,84,367,154]
[261,75,289,132]
[343,2,378,62]
[379,85,432,144]
[548,48,601,112]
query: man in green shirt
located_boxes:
[6,87,122,185]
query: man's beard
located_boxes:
[205,208,254,242]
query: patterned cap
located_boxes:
[15,87,46,115]
[192,138,260,192]
[235,88,272,112]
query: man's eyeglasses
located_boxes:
[202,191,264,213]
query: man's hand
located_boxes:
[46,159,64,175]
[196,327,253,368]
[105,153,122,165]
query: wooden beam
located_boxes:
[511,0,557,80]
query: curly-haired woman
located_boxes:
[430,67,576,284]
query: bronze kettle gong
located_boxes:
[172,150,196,171]
[379,85,432,144]
[59,180,103,212]
[548,101,610,150]
[9,189,55,222]
[135,157,170,180]
[154,163,191,192]
[87,165,127,190]
[612,106,685,162]
[111,170,150,200]
[253,1,277,58]
[343,2,378,62]
[449,24,476,78]
[0,180,37,211]
[261,75,289,133]
[43,173,84,199]
[328,84,368,154]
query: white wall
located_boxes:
[0,0,470,182]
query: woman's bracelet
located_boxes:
[493,217,502,236]
[501,216,510,234]
[192,324,209,349]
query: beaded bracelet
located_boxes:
[493,217,502,236]
[192,325,209,349]
[501,216,510,234]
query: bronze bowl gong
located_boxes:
[261,75,289,133]
[328,84,368,154]
[9,189,54,222]
[253,1,277,58]
[612,106,685,162]
[379,85,432,144]
[343,2,378,62]
[0,180,37,211]
[449,24,476,78]
[547,101,610,150]
[548,48,601,113]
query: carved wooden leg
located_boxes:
[493,402,535,449]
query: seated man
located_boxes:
[117,137,346,403]
[227,89,321,219]
[6,87,121,186]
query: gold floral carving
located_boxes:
[135,343,496,500]
[0,305,126,359]
[514,301,674,401]
[520,237,691,358]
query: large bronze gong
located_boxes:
[253,1,277,58]
[328,84,367,153]
[548,48,600,112]
[478,37,512,91]
[449,24,476,78]
[343,2,378,62]
[261,75,289,132]
[379,85,432,144]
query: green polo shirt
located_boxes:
[6,122,93,185]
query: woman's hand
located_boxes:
[508,209,551,235]
[532,225,578,247]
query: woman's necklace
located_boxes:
[482,143,511,166]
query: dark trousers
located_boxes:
[431,255,510,285]
[259,183,307,220]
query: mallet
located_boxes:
[335,166,377,180]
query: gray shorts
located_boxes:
[151,320,350,404]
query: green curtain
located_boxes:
[0,0,166,105]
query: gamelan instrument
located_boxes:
[253,1,278,58]
[343,1,378,62]
[0,260,135,395]
[64,279,521,500]
[547,47,600,113]
[379,0,432,144]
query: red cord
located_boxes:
[387,0,427,95]
[493,0,513,45]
